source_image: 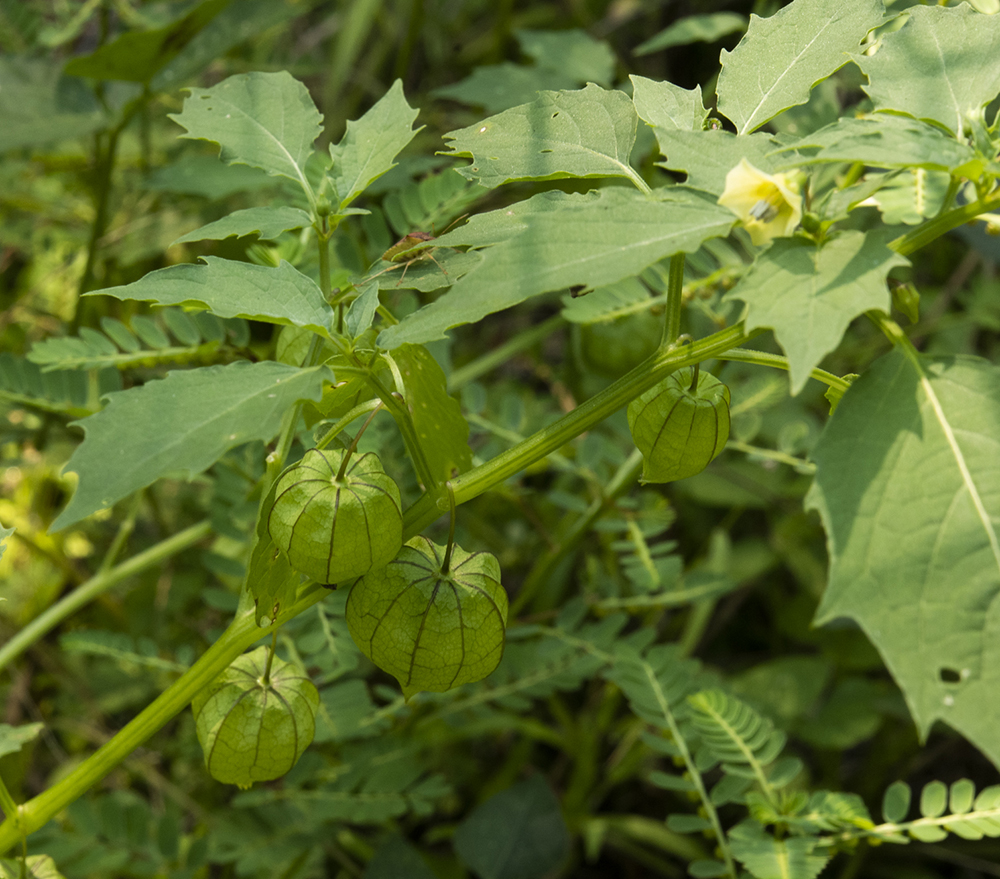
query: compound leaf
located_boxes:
[728,822,830,879]
[809,350,1000,765]
[717,0,883,135]
[724,230,909,394]
[52,361,329,530]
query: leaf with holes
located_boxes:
[192,646,319,788]
[346,536,508,698]
[810,350,1000,765]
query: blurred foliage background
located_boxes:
[2,0,1000,877]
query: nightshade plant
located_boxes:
[3,0,1000,876]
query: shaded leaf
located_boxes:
[0,722,43,759]
[810,351,1000,765]
[364,836,437,879]
[631,75,708,133]
[173,206,313,244]
[442,84,644,190]
[0,855,65,879]
[855,4,1000,136]
[379,187,734,347]
[653,129,787,194]
[52,361,329,530]
[724,231,909,394]
[635,12,746,56]
[717,0,883,135]
[329,80,421,212]
[91,257,334,337]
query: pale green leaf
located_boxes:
[0,522,13,564]
[0,855,65,879]
[921,780,948,818]
[170,71,322,194]
[0,722,43,758]
[729,821,830,879]
[432,63,575,114]
[441,84,645,190]
[561,276,651,324]
[517,28,615,86]
[393,343,473,483]
[717,0,883,135]
[52,361,329,530]
[855,4,1000,135]
[777,114,982,174]
[635,12,746,55]
[379,187,734,347]
[864,168,951,225]
[652,129,786,194]
[328,80,421,212]
[724,231,909,394]
[173,206,313,245]
[809,351,1000,765]
[452,777,570,879]
[630,75,708,133]
[0,56,106,151]
[91,257,333,337]
[346,280,380,337]
[882,780,912,823]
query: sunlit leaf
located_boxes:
[631,75,708,133]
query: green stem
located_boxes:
[662,253,685,347]
[716,347,851,393]
[448,314,563,392]
[404,323,757,537]
[315,399,382,451]
[0,583,328,853]
[0,521,213,674]
[0,775,18,825]
[510,449,643,616]
[889,187,1000,257]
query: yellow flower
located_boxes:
[718,158,803,246]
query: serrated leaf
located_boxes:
[91,257,334,337]
[777,114,981,174]
[729,822,830,879]
[63,0,227,83]
[173,206,313,245]
[717,0,883,135]
[0,56,107,151]
[855,4,1000,136]
[653,129,787,194]
[452,777,569,879]
[724,231,909,394]
[393,343,472,484]
[0,855,65,879]
[378,187,733,348]
[170,71,322,193]
[0,722,43,759]
[631,75,708,133]
[52,361,329,530]
[809,351,1000,765]
[441,84,645,190]
[329,80,421,212]
[635,12,746,56]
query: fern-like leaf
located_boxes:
[0,352,120,417]
[382,168,485,238]
[874,779,1000,843]
[728,821,830,879]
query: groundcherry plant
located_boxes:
[4,0,1000,877]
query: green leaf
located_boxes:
[378,187,734,347]
[0,722,43,759]
[393,343,473,483]
[724,231,909,394]
[346,536,508,697]
[635,12,746,56]
[0,522,13,564]
[452,777,570,879]
[729,821,830,879]
[63,0,228,83]
[0,56,106,151]
[192,646,319,788]
[517,28,615,86]
[864,168,952,226]
[652,129,787,194]
[778,114,982,174]
[346,281,381,337]
[717,0,883,135]
[441,84,645,190]
[882,780,912,823]
[91,257,334,337]
[432,64,576,114]
[173,206,313,245]
[688,689,788,778]
[0,855,65,879]
[920,780,948,818]
[855,4,1000,136]
[145,153,276,199]
[809,351,1000,765]
[52,361,329,530]
[328,80,421,212]
[631,75,708,133]
[688,860,729,878]
[364,836,438,879]
[170,71,322,194]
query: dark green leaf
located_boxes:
[173,206,313,244]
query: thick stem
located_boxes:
[0,521,213,674]
[662,253,686,347]
[889,188,1000,257]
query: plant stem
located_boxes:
[889,187,1000,256]
[716,347,851,394]
[662,253,685,347]
[0,583,329,853]
[0,521,213,674]
[404,322,758,537]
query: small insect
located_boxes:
[748,198,779,223]
[368,216,466,287]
